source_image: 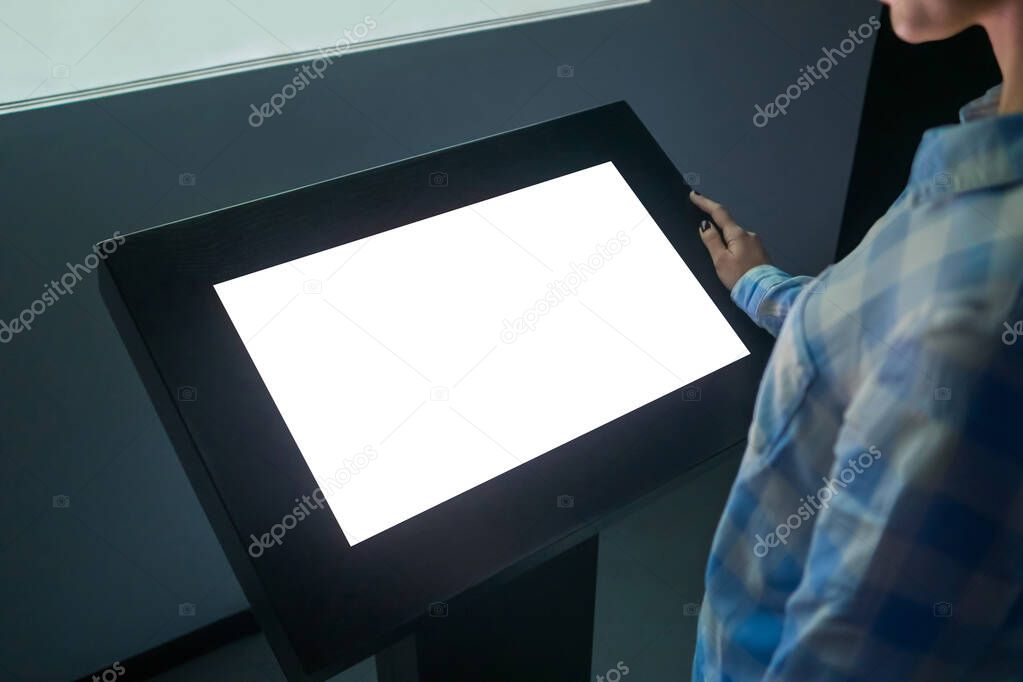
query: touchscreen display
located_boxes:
[214,162,748,546]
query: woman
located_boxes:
[691,1,1023,679]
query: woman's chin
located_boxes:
[887,1,976,44]
[890,20,930,43]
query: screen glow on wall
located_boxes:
[0,0,646,113]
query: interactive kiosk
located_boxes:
[100,102,772,681]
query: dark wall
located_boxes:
[0,1,877,679]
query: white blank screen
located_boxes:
[214,162,748,545]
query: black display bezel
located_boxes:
[100,101,772,681]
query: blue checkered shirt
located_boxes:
[694,85,1023,681]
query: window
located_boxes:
[0,0,645,113]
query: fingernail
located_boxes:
[692,190,701,196]
[700,220,711,232]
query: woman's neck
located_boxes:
[983,4,1023,114]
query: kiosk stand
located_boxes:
[376,537,598,682]
[99,102,770,681]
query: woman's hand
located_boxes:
[690,191,772,291]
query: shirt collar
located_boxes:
[959,84,1003,122]
[902,83,1023,203]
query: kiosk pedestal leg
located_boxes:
[377,536,599,682]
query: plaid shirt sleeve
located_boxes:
[696,85,1023,682]
[761,301,1023,681]
[730,264,816,337]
